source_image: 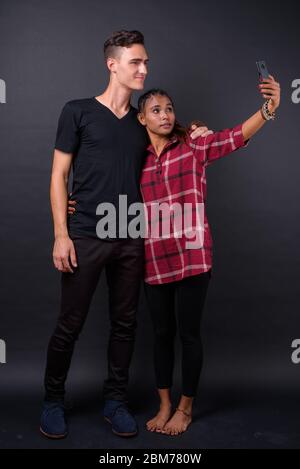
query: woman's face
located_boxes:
[138,94,176,137]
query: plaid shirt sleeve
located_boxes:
[189,123,249,166]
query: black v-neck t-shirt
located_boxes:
[54,98,149,239]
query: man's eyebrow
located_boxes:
[130,58,149,62]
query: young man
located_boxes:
[40,30,209,439]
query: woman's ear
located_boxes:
[137,112,146,126]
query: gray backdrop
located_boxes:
[0,0,300,449]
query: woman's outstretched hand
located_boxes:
[259,75,281,112]
[242,75,281,141]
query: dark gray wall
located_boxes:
[0,0,299,416]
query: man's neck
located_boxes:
[96,80,133,118]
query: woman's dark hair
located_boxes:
[104,30,144,60]
[138,89,205,142]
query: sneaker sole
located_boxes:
[39,426,68,439]
[104,417,137,437]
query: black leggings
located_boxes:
[144,271,211,397]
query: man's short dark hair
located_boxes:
[103,30,145,60]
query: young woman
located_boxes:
[137,76,280,436]
[69,76,280,436]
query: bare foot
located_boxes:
[162,408,192,436]
[146,404,172,433]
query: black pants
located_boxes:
[44,236,144,402]
[144,271,211,397]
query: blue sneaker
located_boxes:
[103,400,138,437]
[40,400,68,439]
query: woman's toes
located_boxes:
[146,421,156,431]
[147,418,157,429]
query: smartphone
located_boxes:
[256,60,270,82]
[256,60,272,96]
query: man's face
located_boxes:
[109,44,149,91]
[138,95,176,137]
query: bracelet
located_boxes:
[261,99,276,121]
[176,407,192,417]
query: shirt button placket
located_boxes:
[155,157,162,180]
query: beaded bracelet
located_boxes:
[261,99,276,121]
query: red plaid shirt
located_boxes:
[140,123,248,284]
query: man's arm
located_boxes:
[50,149,77,273]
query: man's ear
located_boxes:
[106,57,117,73]
[137,112,146,126]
